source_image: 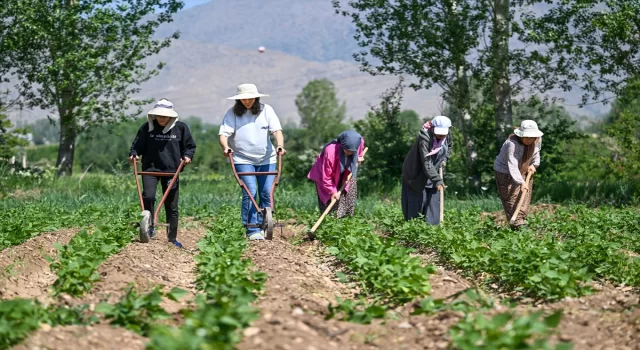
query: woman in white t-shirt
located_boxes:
[219,84,286,240]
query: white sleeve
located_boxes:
[505,141,525,184]
[265,105,282,133]
[218,109,235,137]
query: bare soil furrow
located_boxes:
[0,229,80,302]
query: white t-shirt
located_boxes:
[218,103,283,165]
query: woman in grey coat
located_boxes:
[401,116,453,225]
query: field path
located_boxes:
[13,324,146,350]
[0,229,80,302]
[534,284,640,350]
[14,219,206,350]
[67,219,205,309]
[237,226,461,350]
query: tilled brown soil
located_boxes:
[13,324,146,350]
[0,229,80,302]
[237,228,464,350]
[65,220,205,310]
[534,284,640,350]
[6,219,640,350]
[13,220,207,350]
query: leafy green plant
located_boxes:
[326,297,387,324]
[0,203,115,250]
[412,288,498,316]
[450,311,571,350]
[316,216,435,307]
[96,285,186,336]
[49,209,136,296]
[0,298,96,350]
[147,206,266,350]
[382,207,594,300]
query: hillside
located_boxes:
[138,39,442,124]
[155,0,360,62]
[4,0,608,126]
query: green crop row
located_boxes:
[450,310,570,350]
[309,215,434,323]
[49,206,137,296]
[97,284,188,337]
[0,298,96,350]
[0,203,119,251]
[147,206,266,350]
[383,205,640,301]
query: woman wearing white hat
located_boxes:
[129,98,197,248]
[494,120,543,230]
[219,84,285,240]
[401,116,453,225]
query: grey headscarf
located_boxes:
[322,130,362,181]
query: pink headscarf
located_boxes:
[423,121,445,156]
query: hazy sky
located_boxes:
[183,0,209,9]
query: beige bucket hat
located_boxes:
[514,120,544,138]
[226,84,269,100]
[147,98,178,118]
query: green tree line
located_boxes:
[20,78,639,198]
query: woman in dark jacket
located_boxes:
[401,115,453,225]
[129,98,196,248]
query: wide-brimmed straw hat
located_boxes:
[226,84,269,100]
[147,98,178,118]
[514,120,544,138]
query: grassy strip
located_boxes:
[49,205,137,296]
[147,205,266,350]
[0,298,96,350]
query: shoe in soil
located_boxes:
[170,240,183,248]
[149,227,157,239]
[247,232,265,241]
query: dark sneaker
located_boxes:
[170,240,183,248]
[149,228,157,239]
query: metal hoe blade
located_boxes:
[264,207,274,240]
[139,210,152,243]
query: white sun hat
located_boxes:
[147,98,178,118]
[226,83,269,100]
[432,115,452,135]
[514,120,544,138]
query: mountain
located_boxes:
[138,39,442,124]
[155,0,360,62]
[6,0,608,126]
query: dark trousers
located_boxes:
[401,180,441,225]
[142,175,179,241]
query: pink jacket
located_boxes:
[307,139,365,205]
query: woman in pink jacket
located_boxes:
[307,130,365,218]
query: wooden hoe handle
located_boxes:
[310,173,354,233]
[510,171,533,226]
[439,167,444,224]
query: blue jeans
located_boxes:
[235,163,276,235]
